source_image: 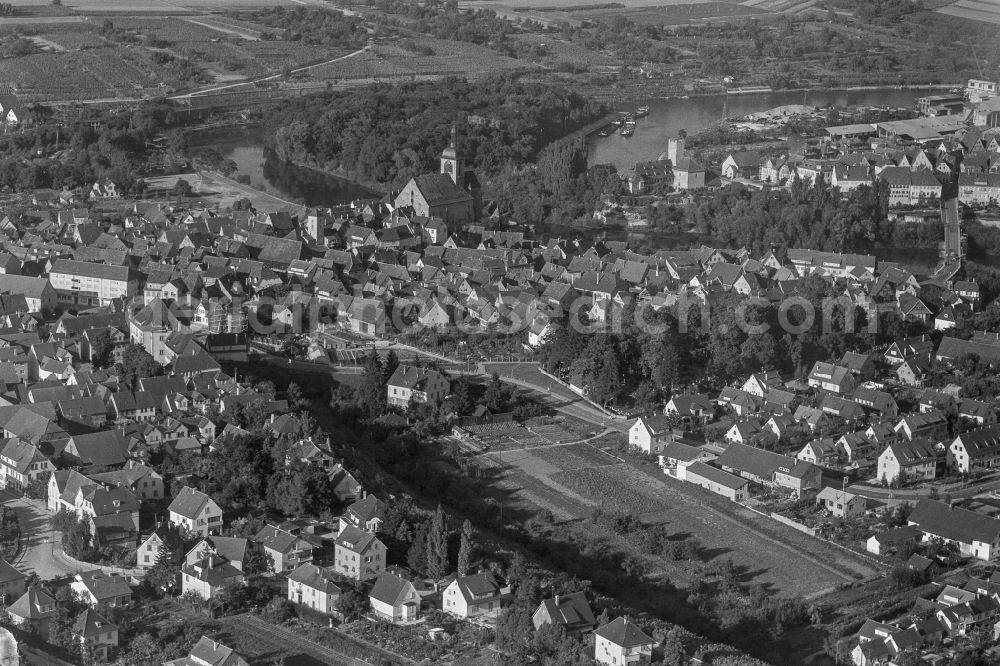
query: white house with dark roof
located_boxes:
[181,554,244,601]
[532,591,595,635]
[628,415,673,454]
[287,563,342,615]
[168,486,222,538]
[594,616,654,666]
[339,495,385,534]
[165,636,249,666]
[253,524,313,573]
[333,526,385,581]
[908,499,1000,561]
[386,365,449,408]
[949,424,1000,473]
[369,571,421,623]
[442,571,511,620]
[70,571,132,613]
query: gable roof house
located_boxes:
[908,499,1000,561]
[716,442,821,495]
[594,616,654,666]
[287,563,342,616]
[807,362,856,395]
[532,591,596,636]
[370,571,422,624]
[168,486,222,538]
[165,636,249,666]
[443,571,511,621]
[949,424,1000,474]
[877,439,939,485]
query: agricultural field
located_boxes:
[306,40,528,82]
[935,0,1000,24]
[487,438,879,597]
[510,33,621,69]
[582,1,769,24]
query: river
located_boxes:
[187,126,380,207]
[588,87,945,172]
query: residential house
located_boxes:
[594,616,654,666]
[7,586,57,639]
[662,393,714,425]
[716,442,821,495]
[683,461,749,501]
[386,365,449,408]
[816,487,866,519]
[658,440,716,480]
[181,554,244,601]
[253,524,313,573]
[71,608,118,664]
[339,495,385,534]
[532,591,596,635]
[877,440,939,484]
[908,499,1000,561]
[333,526,386,581]
[164,636,249,666]
[370,571,421,623]
[168,486,222,538]
[628,416,673,454]
[442,571,511,620]
[949,424,1000,473]
[0,558,26,603]
[287,563,342,616]
[70,571,132,613]
[807,362,856,395]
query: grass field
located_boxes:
[935,0,1000,23]
[485,437,879,597]
[582,1,768,22]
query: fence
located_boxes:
[537,367,617,417]
[769,512,817,537]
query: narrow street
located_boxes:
[1,491,83,579]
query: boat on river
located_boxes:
[636,106,649,117]
[620,122,635,137]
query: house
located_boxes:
[181,554,244,601]
[663,393,714,425]
[895,410,948,441]
[628,416,673,454]
[721,151,761,180]
[658,440,716,479]
[386,365,449,408]
[673,157,706,190]
[333,526,386,581]
[442,571,510,620]
[949,424,1000,473]
[0,438,54,493]
[741,371,783,397]
[594,616,654,666]
[339,495,385,534]
[168,486,222,538]
[816,487,866,519]
[287,563,342,616]
[7,586,57,639]
[724,419,761,445]
[797,439,842,466]
[866,526,921,556]
[70,571,132,613]
[715,442,821,495]
[877,440,939,484]
[164,636,249,666]
[532,591,596,635]
[253,524,313,573]
[807,362,856,395]
[0,558,26,603]
[683,461,749,501]
[908,499,1000,561]
[48,259,134,307]
[852,387,898,418]
[71,608,118,664]
[370,571,421,623]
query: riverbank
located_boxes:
[601,82,961,105]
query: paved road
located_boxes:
[1,492,82,579]
[849,475,1000,503]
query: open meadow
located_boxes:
[935,0,1000,24]
[480,438,880,598]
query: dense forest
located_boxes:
[265,76,606,187]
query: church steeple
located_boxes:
[440,122,463,185]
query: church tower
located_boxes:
[440,123,464,185]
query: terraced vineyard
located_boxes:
[307,41,528,82]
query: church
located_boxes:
[394,125,481,227]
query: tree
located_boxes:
[172,177,193,198]
[336,584,368,621]
[457,519,475,576]
[286,382,307,411]
[146,534,183,594]
[117,344,163,390]
[89,329,114,368]
[425,505,449,581]
[356,351,387,418]
[407,521,428,574]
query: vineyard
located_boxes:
[306,40,528,82]
[582,1,768,24]
[510,34,621,68]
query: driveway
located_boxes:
[1,491,82,579]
